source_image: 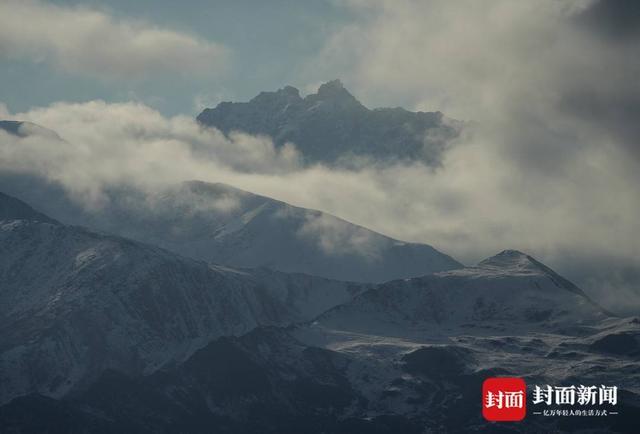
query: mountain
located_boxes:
[2,117,638,432]
[304,249,609,338]
[3,314,638,433]
[0,192,366,404]
[197,80,461,166]
[1,191,638,433]
[276,252,638,433]
[0,328,425,434]
[92,181,463,282]
[0,179,462,283]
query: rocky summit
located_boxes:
[197,80,461,166]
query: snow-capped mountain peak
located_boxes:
[307,250,610,339]
[475,249,596,300]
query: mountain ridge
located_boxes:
[0,178,462,283]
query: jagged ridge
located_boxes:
[197,80,460,165]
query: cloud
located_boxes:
[0,0,228,80]
[297,213,384,259]
[292,0,640,313]
[0,100,300,207]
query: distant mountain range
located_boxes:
[197,80,461,166]
[2,91,639,433]
[0,191,638,433]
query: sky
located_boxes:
[1,0,639,314]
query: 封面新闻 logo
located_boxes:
[482,377,527,421]
[482,378,619,421]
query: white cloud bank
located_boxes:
[0,0,227,80]
[0,100,300,207]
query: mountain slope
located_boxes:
[3,317,639,434]
[197,80,460,166]
[0,192,365,404]
[0,191,58,224]
[102,181,462,282]
[2,180,462,283]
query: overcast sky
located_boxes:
[1,0,639,314]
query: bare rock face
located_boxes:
[197,80,461,166]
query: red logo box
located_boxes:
[482,377,527,421]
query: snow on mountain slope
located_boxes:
[0,327,419,434]
[4,318,638,434]
[1,191,637,433]
[266,254,638,433]
[306,249,609,339]
[0,192,365,404]
[10,180,462,283]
